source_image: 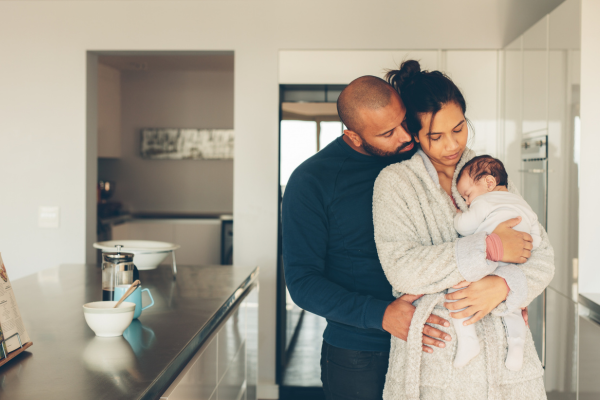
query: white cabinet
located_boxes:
[503,37,524,190]
[544,287,578,397]
[97,63,121,158]
[501,2,583,398]
[522,17,548,135]
[579,315,600,400]
[161,286,257,400]
[111,219,222,265]
[501,0,581,298]
[546,0,581,299]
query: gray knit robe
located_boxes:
[373,149,554,400]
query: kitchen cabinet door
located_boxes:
[110,219,223,266]
[245,289,258,400]
[579,315,600,400]
[522,16,548,135]
[218,305,246,383]
[111,222,130,241]
[544,287,577,399]
[161,337,218,400]
[217,342,246,400]
[127,220,176,243]
[174,220,221,265]
[547,0,581,301]
[503,37,523,190]
[161,286,257,400]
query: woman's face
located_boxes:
[415,102,468,168]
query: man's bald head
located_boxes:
[337,76,396,133]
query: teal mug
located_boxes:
[115,284,154,319]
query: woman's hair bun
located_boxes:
[386,59,421,91]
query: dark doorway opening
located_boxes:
[276,85,346,400]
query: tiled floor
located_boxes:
[280,311,327,399]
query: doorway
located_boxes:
[87,51,235,266]
[276,84,345,400]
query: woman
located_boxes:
[373,60,554,399]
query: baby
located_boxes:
[451,155,541,371]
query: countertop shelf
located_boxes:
[99,212,233,226]
[0,342,33,368]
[0,263,257,400]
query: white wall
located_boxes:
[281,49,501,158]
[444,51,500,157]
[0,1,566,397]
[279,50,440,84]
[579,0,600,293]
[98,68,234,214]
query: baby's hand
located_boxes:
[456,209,463,214]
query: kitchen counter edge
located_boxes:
[141,265,258,400]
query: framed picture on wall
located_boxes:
[140,128,234,160]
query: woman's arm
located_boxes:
[373,167,497,294]
[445,223,554,321]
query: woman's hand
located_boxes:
[383,293,452,353]
[493,217,533,264]
[444,276,509,325]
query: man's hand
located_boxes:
[382,294,452,353]
[493,217,533,264]
[444,276,509,325]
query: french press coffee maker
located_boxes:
[102,245,140,301]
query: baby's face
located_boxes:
[457,174,490,206]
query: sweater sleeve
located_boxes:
[373,168,498,295]
[282,170,391,332]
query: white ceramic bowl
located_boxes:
[83,301,136,337]
[93,240,180,270]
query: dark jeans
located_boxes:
[320,341,390,400]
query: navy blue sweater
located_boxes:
[282,136,415,352]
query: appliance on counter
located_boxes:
[97,180,125,219]
[221,216,233,265]
[520,134,548,366]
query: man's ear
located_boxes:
[344,130,363,148]
[485,175,496,191]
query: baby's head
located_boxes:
[457,155,508,206]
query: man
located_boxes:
[282,76,529,399]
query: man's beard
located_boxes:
[361,138,416,159]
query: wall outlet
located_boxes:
[39,206,60,228]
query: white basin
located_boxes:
[83,301,136,337]
[93,240,180,270]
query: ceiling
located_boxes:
[281,102,340,121]
[98,53,234,72]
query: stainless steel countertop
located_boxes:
[580,293,600,320]
[0,264,258,400]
